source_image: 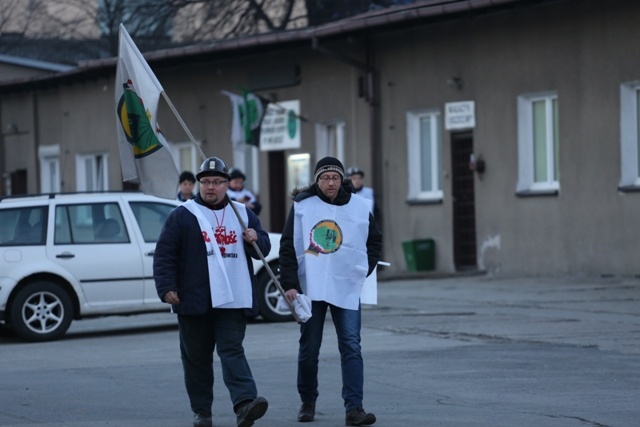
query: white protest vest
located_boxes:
[183,200,253,309]
[356,186,375,213]
[293,194,370,310]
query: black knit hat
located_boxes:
[314,157,345,182]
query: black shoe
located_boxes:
[193,411,213,427]
[297,402,315,422]
[236,396,268,427]
[345,407,376,426]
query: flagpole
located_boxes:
[161,91,207,161]
[266,100,308,122]
[227,197,302,324]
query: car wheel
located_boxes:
[256,262,294,322]
[9,281,73,342]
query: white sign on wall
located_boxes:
[260,100,301,151]
[445,101,476,130]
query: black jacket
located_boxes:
[154,194,271,316]
[278,182,382,292]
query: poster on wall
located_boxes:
[260,100,301,151]
[287,153,311,194]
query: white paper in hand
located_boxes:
[277,294,313,323]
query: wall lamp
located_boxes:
[469,154,486,175]
[447,77,463,90]
[2,123,28,136]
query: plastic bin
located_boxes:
[402,238,436,271]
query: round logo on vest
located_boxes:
[305,220,343,256]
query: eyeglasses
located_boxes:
[199,179,229,187]
[319,175,342,183]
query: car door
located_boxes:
[126,200,178,305]
[46,201,145,310]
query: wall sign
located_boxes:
[445,101,476,130]
[260,100,301,151]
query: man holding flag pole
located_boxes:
[115,24,281,427]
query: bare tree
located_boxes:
[0,0,413,64]
[172,0,305,43]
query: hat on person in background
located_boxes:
[229,169,246,181]
[347,166,364,178]
[313,157,345,183]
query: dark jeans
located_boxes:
[297,300,364,411]
[177,308,257,414]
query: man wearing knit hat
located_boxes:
[279,156,382,426]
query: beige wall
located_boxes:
[374,0,640,276]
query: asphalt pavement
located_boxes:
[1,274,639,426]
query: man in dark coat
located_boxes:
[154,156,270,427]
[279,156,382,426]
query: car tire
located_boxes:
[256,262,294,322]
[9,281,73,342]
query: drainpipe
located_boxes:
[32,93,40,193]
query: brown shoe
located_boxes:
[345,407,376,426]
[298,402,315,422]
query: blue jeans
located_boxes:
[177,309,257,414]
[297,300,364,411]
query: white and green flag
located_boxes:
[115,24,179,200]
[222,90,270,147]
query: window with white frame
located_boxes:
[406,109,443,201]
[76,153,108,192]
[173,142,199,176]
[38,145,61,193]
[517,92,559,194]
[619,81,640,189]
[315,121,345,163]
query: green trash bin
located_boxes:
[402,238,436,271]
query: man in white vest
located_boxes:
[279,157,382,426]
[347,166,380,220]
[154,156,270,427]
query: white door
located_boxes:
[125,200,178,305]
[46,201,145,309]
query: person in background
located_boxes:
[155,156,270,427]
[279,157,382,426]
[227,169,262,216]
[177,171,196,202]
[346,166,380,220]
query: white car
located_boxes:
[0,192,290,342]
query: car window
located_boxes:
[129,201,175,242]
[55,202,129,244]
[0,206,48,246]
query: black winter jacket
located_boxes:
[278,182,382,293]
[153,194,271,316]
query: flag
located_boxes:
[115,24,179,200]
[221,90,245,147]
[222,90,270,147]
[242,91,270,147]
